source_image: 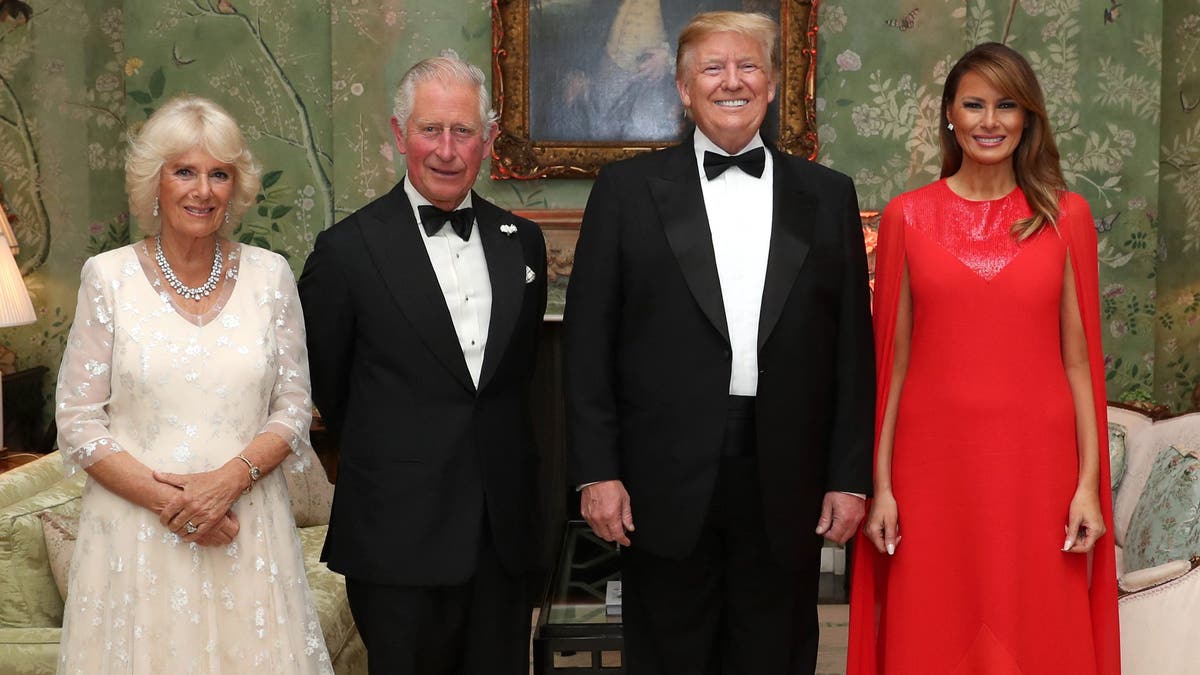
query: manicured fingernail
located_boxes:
[886,543,895,555]
[1062,538,1073,551]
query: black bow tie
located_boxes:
[418,205,474,241]
[703,147,766,180]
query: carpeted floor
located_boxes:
[816,604,850,675]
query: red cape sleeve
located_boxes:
[846,196,907,674]
[1062,192,1121,675]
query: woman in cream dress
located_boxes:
[55,95,331,674]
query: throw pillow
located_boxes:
[283,445,334,527]
[38,510,79,600]
[1108,422,1127,492]
[1123,445,1200,572]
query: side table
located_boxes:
[1,366,48,453]
[533,520,624,674]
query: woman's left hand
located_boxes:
[154,462,248,541]
[1063,487,1107,554]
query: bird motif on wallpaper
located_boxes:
[0,0,32,24]
[1104,0,1122,24]
[172,44,195,67]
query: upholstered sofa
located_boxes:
[0,451,366,674]
[1107,405,1200,675]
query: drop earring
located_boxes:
[224,200,232,226]
[152,196,159,217]
[947,122,955,131]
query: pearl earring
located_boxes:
[152,196,159,217]
[224,200,232,226]
[947,122,955,131]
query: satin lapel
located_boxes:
[758,153,815,350]
[358,183,475,393]
[650,145,730,345]
[476,196,524,391]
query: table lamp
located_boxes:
[0,209,37,451]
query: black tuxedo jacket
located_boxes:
[299,181,547,586]
[564,139,874,569]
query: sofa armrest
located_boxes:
[1120,558,1196,594]
[0,626,61,675]
[1119,557,1200,675]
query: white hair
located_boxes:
[125,95,261,234]
[392,49,497,140]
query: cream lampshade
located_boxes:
[0,210,37,451]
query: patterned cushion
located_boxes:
[283,446,334,527]
[298,525,363,663]
[1123,445,1200,572]
[1109,422,1128,492]
[0,475,85,628]
[37,512,78,600]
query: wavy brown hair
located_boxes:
[940,42,1065,240]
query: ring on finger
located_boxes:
[184,521,199,535]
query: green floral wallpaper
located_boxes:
[2,0,1200,419]
[816,0,1165,406]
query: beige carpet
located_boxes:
[816,604,850,675]
[529,604,850,674]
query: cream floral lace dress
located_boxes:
[55,240,332,674]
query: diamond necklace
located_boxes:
[154,234,223,301]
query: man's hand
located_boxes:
[815,491,866,545]
[581,480,634,546]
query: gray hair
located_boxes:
[125,95,261,234]
[392,50,498,140]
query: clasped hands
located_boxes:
[580,480,865,547]
[863,486,1107,555]
[153,460,249,547]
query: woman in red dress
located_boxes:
[846,43,1120,674]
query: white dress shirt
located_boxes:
[694,129,773,396]
[404,178,492,387]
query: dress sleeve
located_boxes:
[55,257,125,476]
[1061,192,1122,674]
[846,194,908,673]
[261,261,316,473]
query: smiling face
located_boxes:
[946,70,1026,174]
[157,146,236,240]
[393,79,495,211]
[677,30,775,154]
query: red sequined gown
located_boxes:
[846,180,1120,675]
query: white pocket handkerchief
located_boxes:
[525,265,536,284]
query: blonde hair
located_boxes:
[675,11,779,83]
[392,50,497,141]
[126,95,261,234]
[940,43,1065,240]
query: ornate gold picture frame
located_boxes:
[491,0,817,179]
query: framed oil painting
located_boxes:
[492,0,818,179]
